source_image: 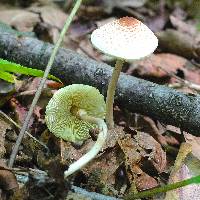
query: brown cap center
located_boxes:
[118,17,140,27]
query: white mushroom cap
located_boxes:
[45,84,106,144]
[91,17,158,60]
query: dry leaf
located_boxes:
[0,159,18,191]
[135,170,158,191]
[10,97,34,127]
[29,6,68,42]
[0,116,11,157]
[118,132,166,174]
[118,132,166,191]
[60,134,121,193]
[118,134,142,167]
[0,9,39,32]
[170,15,197,36]
[104,126,125,149]
[134,132,166,173]
[85,150,120,190]
[127,53,200,86]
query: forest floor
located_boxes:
[0,0,200,199]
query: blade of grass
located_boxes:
[0,70,15,83]
[125,175,200,199]
[8,0,83,168]
[0,58,61,82]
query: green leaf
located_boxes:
[0,59,61,83]
[0,70,15,83]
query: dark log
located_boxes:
[0,30,200,135]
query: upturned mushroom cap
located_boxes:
[45,84,106,143]
[91,17,158,60]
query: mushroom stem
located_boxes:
[106,59,124,129]
[64,109,108,178]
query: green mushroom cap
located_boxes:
[45,84,106,143]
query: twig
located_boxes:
[0,110,48,151]
[143,116,167,146]
[8,0,83,167]
[71,186,121,200]
[157,65,200,91]
[70,37,101,61]
[169,143,192,181]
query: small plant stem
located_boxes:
[64,109,108,178]
[106,59,124,129]
[8,0,82,168]
[125,175,200,200]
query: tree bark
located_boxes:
[0,30,200,135]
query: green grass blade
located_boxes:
[0,70,15,83]
[125,175,200,199]
[0,59,61,82]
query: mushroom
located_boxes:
[45,84,107,177]
[91,17,158,129]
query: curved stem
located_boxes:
[8,0,83,168]
[106,59,124,129]
[64,110,108,178]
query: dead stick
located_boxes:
[0,30,200,136]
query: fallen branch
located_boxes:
[0,29,200,135]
